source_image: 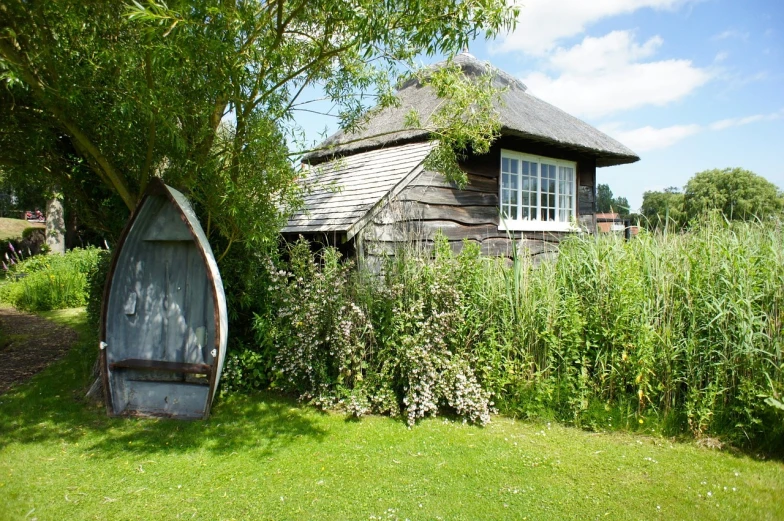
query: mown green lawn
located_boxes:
[0,217,43,242]
[1,309,783,521]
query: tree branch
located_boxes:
[139,51,157,195]
[0,37,137,210]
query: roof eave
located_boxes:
[499,128,640,167]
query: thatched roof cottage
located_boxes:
[283,53,639,264]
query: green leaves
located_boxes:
[642,168,783,231]
[684,167,784,223]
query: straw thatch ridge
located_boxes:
[306,53,639,168]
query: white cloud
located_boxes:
[709,110,784,131]
[521,31,712,118]
[548,30,662,73]
[602,109,784,151]
[496,0,691,55]
[606,124,701,151]
[714,51,729,63]
[712,29,750,41]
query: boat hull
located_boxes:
[100,180,227,419]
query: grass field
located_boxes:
[0,217,43,242]
[1,309,783,520]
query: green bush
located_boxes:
[85,249,112,333]
[0,247,106,312]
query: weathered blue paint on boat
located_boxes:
[100,179,227,419]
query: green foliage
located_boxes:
[597,183,630,217]
[684,167,784,222]
[221,343,268,395]
[238,222,784,451]
[495,220,784,451]
[85,248,112,334]
[0,247,105,312]
[640,187,687,231]
[642,169,784,230]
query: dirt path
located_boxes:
[0,306,79,394]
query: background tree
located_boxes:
[596,183,630,217]
[640,187,686,231]
[597,184,613,213]
[683,168,783,222]
[0,1,516,252]
[0,0,516,341]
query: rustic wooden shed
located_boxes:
[100,179,227,419]
[282,53,639,265]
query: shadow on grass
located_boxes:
[0,312,327,459]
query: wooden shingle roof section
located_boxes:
[282,141,434,235]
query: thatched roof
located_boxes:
[282,141,434,235]
[306,53,639,167]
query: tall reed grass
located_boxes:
[469,218,784,450]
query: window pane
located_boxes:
[556,165,575,223]
[500,155,578,224]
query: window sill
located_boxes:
[498,219,579,233]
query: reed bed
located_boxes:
[465,219,784,450]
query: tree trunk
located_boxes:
[45,197,66,254]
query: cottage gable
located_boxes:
[283,141,434,235]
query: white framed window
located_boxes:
[499,150,577,232]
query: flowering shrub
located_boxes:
[255,236,491,426]
[374,239,492,425]
[266,241,375,407]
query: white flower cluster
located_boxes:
[262,239,492,426]
[393,267,491,426]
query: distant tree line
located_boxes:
[596,183,630,217]
[640,168,783,231]
[599,168,783,232]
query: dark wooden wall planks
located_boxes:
[358,136,596,266]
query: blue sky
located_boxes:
[295,0,783,211]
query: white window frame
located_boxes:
[498,149,578,232]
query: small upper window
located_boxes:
[499,150,577,232]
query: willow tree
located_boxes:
[0,0,516,256]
